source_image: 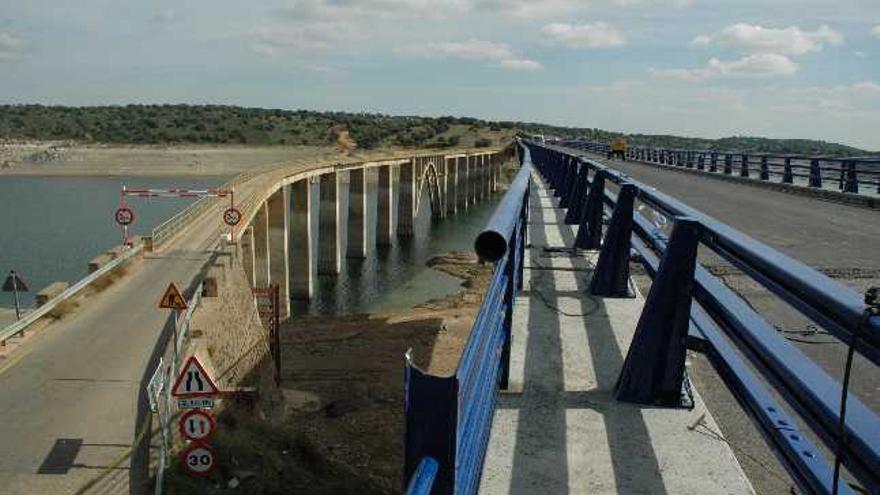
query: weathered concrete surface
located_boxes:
[479,175,753,494]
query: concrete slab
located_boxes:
[479,173,754,495]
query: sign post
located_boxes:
[158,282,188,367]
[3,270,29,322]
[172,355,220,478]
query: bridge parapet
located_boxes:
[569,140,880,206]
[529,141,879,494]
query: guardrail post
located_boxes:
[809,159,822,188]
[560,158,578,208]
[760,156,769,181]
[843,161,859,194]
[404,362,457,494]
[564,163,590,225]
[686,151,694,168]
[783,158,793,183]
[740,154,750,177]
[697,153,706,170]
[575,170,604,250]
[724,154,733,175]
[710,152,718,172]
[615,216,699,407]
[590,183,636,297]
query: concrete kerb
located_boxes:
[478,171,755,494]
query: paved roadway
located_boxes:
[0,162,297,494]
[574,149,880,494]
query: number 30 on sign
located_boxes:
[181,442,216,476]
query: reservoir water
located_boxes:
[0,171,502,316]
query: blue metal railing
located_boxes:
[528,140,879,495]
[569,140,880,197]
[403,145,531,495]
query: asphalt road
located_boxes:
[574,150,880,494]
[0,172,274,494]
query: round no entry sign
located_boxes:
[223,207,242,227]
[181,442,216,476]
[179,409,215,441]
[115,207,134,226]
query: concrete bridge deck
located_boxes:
[478,173,753,494]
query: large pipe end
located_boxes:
[474,230,507,263]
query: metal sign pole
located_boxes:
[172,308,179,370]
[11,271,21,321]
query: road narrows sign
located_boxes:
[180,409,215,441]
[222,207,242,227]
[115,207,134,226]
[158,282,188,310]
[172,356,218,397]
[181,442,216,476]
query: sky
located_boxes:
[1,0,880,149]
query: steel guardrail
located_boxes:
[403,146,529,495]
[528,140,879,495]
[568,140,880,200]
[0,243,144,344]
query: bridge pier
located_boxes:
[398,160,416,237]
[445,157,458,216]
[457,156,469,212]
[253,202,271,287]
[377,165,394,246]
[289,179,314,300]
[241,225,256,287]
[267,187,290,317]
[347,168,368,258]
[318,172,342,275]
[470,155,479,204]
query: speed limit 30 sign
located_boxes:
[181,442,216,476]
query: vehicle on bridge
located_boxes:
[609,137,627,160]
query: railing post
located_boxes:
[575,170,604,250]
[783,157,793,183]
[724,154,733,175]
[760,156,769,180]
[809,159,822,188]
[403,362,458,494]
[844,161,859,194]
[686,151,694,168]
[740,154,750,177]
[560,159,578,209]
[590,183,636,297]
[615,216,700,407]
[564,162,590,225]
[697,153,705,170]
[710,152,718,172]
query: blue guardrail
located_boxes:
[403,146,532,495]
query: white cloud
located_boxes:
[397,39,541,70]
[541,22,627,48]
[872,25,880,38]
[652,53,798,81]
[0,32,25,62]
[473,0,692,17]
[692,24,843,56]
[254,23,358,54]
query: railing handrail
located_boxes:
[0,243,144,343]
[575,140,880,163]
[527,140,879,494]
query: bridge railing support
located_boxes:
[404,145,531,495]
[525,140,880,495]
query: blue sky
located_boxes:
[2,0,879,149]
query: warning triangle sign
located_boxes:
[172,356,218,397]
[158,282,188,310]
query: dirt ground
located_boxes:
[0,141,339,176]
[164,251,493,494]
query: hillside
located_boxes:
[0,104,869,156]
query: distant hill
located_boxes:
[0,104,869,156]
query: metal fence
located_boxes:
[404,148,531,495]
[529,140,879,495]
[570,140,880,197]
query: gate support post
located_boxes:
[575,171,604,250]
[615,216,700,407]
[590,183,636,297]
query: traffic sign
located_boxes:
[2,271,28,292]
[158,282,188,310]
[179,409,215,441]
[181,442,216,476]
[115,207,134,226]
[178,397,215,410]
[172,355,218,397]
[222,207,242,227]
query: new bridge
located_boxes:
[0,138,877,495]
